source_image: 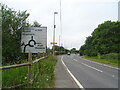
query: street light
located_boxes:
[53,12,58,56]
[118,1,120,22]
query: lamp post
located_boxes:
[53,12,58,56]
[118,1,120,22]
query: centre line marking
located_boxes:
[61,56,85,90]
[112,75,115,77]
[73,59,78,62]
[82,63,103,72]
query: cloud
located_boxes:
[2,0,118,50]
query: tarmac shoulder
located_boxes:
[54,56,78,88]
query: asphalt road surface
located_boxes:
[60,54,119,89]
[55,56,78,88]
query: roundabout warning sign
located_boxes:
[21,27,47,53]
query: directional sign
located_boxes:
[21,27,47,53]
[50,42,57,44]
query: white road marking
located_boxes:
[82,63,103,72]
[112,75,115,77]
[61,56,85,90]
[73,59,78,62]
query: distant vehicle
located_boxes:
[67,52,71,55]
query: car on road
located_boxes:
[67,52,71,55]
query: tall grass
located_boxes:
[2,55,57,88]
[2,66,28,88]
[100,53,119,60]
[28,55,57,88]
[83,53,119,67]
[0,70,2,89]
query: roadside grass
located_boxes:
[0,70,2,88]
[2,66,28,88]
[82,54,120,68]
[2,55,57,88]
[28,55,57,88]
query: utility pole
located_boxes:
[59,35,61,54]
[53,12,58,56]
[118,1,120,22]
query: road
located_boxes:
[55,56,78,88]
[60,54,119,89]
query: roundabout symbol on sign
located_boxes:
[21,36,36,53]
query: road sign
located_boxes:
[21,27,47,53]
[50,42,57,44]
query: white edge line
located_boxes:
[81,63,103,72]
[61,56,85,90]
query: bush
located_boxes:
[101,53,118,60]
[79,21,120,56]
[2,4,29,64]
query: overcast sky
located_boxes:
[1,0,119,50]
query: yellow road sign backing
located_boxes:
[50,42,57,44]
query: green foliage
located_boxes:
[53,45,69,55]
[54,45,64,51]
[100,53,118,60]
[70,48,79,54]
[80,21,120,56]
[82,53,119,67]
[30,55,57,88]
[0,72,1,89]
[2,55,57,88]
[2,66,28,88]
[47,48,52,55]
[31,21,41,27]
[71,48,76,53]
[2,4,29,64]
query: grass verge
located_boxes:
[82,55,119,68]
[2,66,28,88]
[2,55,57,88]
[28,55,57,88]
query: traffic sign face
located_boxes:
[50,42,57,44]
[21,27,47,53]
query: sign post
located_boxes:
[21,26,47,84]
[28,51,32,83]
[50,42,57,56]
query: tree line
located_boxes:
[79,21,120,57]
[2,4,30,64]
[2,4,43,64]
[2,4,69,64]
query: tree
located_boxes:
[71,48,76,53]
[2,4,29,64]
[80,21,120,56]
[32,21,41,27]
[52,45,69,55]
